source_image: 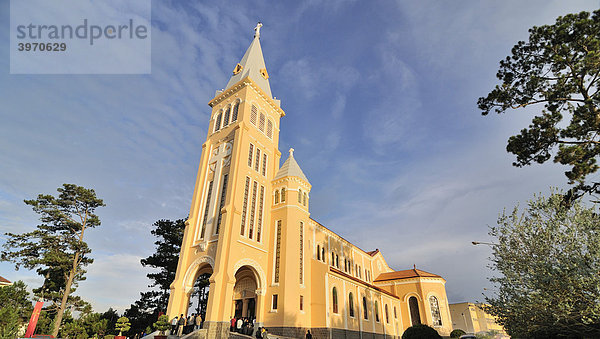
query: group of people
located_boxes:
[230,316,258,336]
[170,313,202,336]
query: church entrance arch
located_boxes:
[183,259,213,328]
[232,266,260,321]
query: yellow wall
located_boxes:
[166,43,455,338]
[449,302,508,336]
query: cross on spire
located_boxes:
[254,22,263,38]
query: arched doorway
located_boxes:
[184,262,213,330]
[232,266,259,320]
[190,273,211,322]
[409,296,421,325]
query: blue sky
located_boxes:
[1,0,599,313]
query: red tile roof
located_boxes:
[0,276,11,284]
[374,269,442,282]
[329,267,400,299]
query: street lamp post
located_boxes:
[472,241,498,247]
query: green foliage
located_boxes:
[478,10,600,201]
[81,313,108,338]
[153,315,170,335]
[140,219,186,301]
[101,308,119,335]
[0,281,33,339]
[401,324,442,339]
[124,219,186,335]
[104,335,115,339]
[61,320,88,339]
[35,310,56,335]
[1,184,105,337]
[450,329,466,338]
[0,305,22,339]
[486,191,600,338]
[0,281,33,318]
[115,317,131,336]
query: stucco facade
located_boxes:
[449,302,508,337]
[166,25,452,338]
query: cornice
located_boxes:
[208,77,285,118]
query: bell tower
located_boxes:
[167,23,285,337]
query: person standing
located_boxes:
[171,316,178,335]
[306,329,312,339]
[187,314,195,334]
[236,317,243,332]
[177,314,186,336]
[195,313,202,330]
[230,317,236,332]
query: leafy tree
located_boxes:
[485,191,600,338]
[152,315,170,335]
[141,219,186,306]
[61,319,88,339]
[190,273,210,322]
[450,329,466,338]
[478,10,600,202]
[101,308,120,335]
[401,324,442,339]
[1,184,105,337]
[35,310,55,335]
[0,306,22,339]
[115,317,131,336]
[0,280,33,339]
[81,313,109,338]
[0,280,33,318]
[124,219,186,335]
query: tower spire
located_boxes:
[224,23,272,98]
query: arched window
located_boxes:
[336,255,339,268]
[298,189,302,203]
[317,245,320,260]
[409,296,421,326]
[274,190,279,204]
[281,188,286,202]
[321,247,325,262]
[394,306,397,319]
[259,113,265,131]
[349,293,355,317]
[267,119,273,138]
[303,192,307,206]
[332,287,338,313]
[429,296,442,326]
[363,297,368,320]
[385,304,389,323]
[375,300,380,322]
[331,252,335,265]
[223,106,231,127]
[232,101,240,122]
[344,259,347,272]
[214,112,222,132]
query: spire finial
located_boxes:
[254,22,263,39]
[413,264,416,270]
[289,148,294,157]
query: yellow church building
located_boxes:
[167,24,453,338]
